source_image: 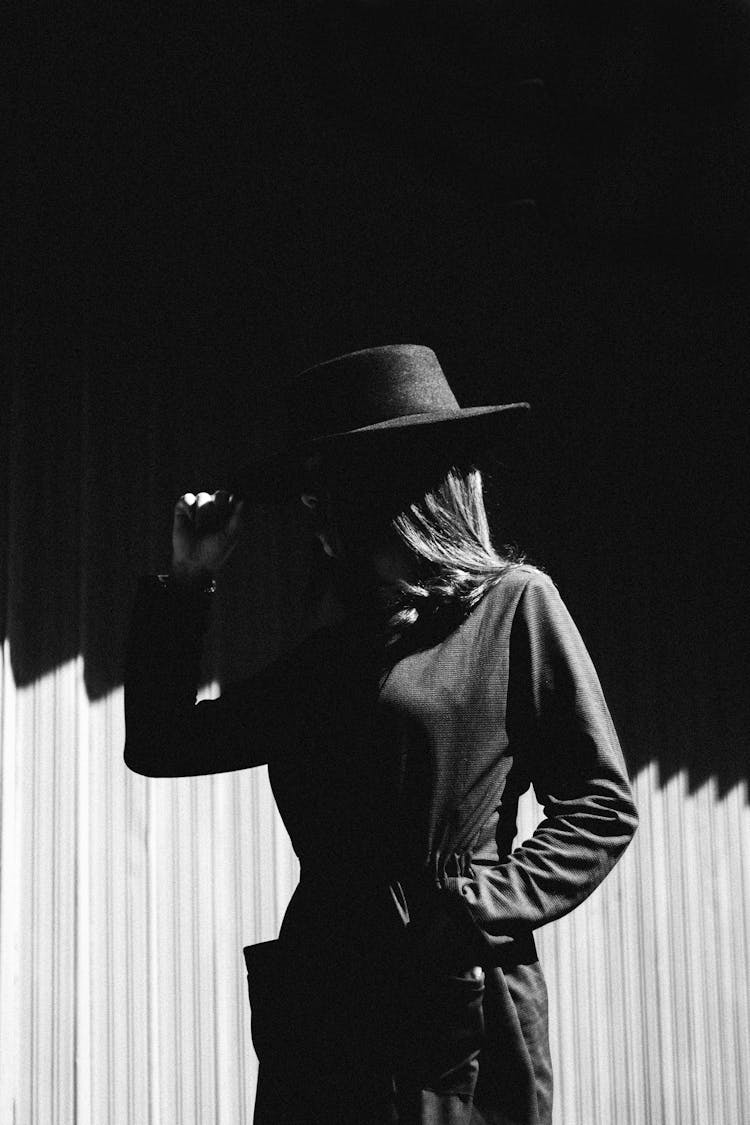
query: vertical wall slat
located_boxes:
[0,641,20,1125]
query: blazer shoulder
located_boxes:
[481,563,555,614]
[504,562,554,591]
[465,564,554,649]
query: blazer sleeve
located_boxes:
[123,574,312,777]
[448,571,639,944]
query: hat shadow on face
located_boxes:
[304,426,483,515]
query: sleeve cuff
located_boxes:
[155,572,217,596]
[125,573,215,662]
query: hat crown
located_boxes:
[232,343,530,503]
[286,344,460,444]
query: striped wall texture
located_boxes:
[1,638,748,1125]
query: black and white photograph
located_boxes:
[3,3,748,1123]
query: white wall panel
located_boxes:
[1,645,748,1124]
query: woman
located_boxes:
[124,344,638,1125]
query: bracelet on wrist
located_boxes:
[157,572,217,596]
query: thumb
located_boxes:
[173,494,196,534]
[225,498,245,538]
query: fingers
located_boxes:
[171,489,243,578]
[174,490,244,536]
[173,493,196,533]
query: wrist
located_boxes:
[163,567,217,595]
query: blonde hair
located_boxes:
[303,449,526,646]
[383,464,524,644]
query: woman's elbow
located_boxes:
[621,786,640,840]
[123,741,172,778]
[595,788,639,860]
[609,791,639,859]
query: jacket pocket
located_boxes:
[243,939,290,1061]
[243,939,376,1069]
[398,966,486,1099]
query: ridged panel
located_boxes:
[1,647,748,1124]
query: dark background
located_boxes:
[6,1,747,794]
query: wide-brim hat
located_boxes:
[230,344,530,503]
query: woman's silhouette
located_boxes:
[124,344,638,1124]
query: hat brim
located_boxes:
[230,401,530,505]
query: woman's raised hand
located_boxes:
[171,491,245,587]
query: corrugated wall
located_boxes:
[1,639,748,1125]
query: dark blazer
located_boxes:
[125,564,638,1125]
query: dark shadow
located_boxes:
[7,2,747,798]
